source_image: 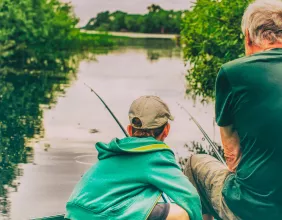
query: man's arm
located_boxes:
[219,125,241,172]
[215,67,241,171]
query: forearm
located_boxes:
[220,126,241,172]
[167,204,190,220]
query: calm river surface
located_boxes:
[0,39,220,220]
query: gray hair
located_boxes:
[242,0,282,46]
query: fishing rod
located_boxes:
[84,83,129,137]
[177,103,227,166]
[84,83,169,203]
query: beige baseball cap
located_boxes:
[128,96,174,129]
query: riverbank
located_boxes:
[81,30,179,40]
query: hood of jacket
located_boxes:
[96,137,172,160]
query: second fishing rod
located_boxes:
[177,103,226,166]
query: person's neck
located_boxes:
[248,43,282,55]
[262,43,282,51]
[246,42,282,56]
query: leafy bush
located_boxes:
[0,0,114,69]
[181,0,251,98]
[0,0,74,63]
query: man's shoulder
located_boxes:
[221,50,278,75]
[222,55,256,74]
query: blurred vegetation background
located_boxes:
[84,4,184,34]
[181,0,252,99]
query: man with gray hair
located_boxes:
[184,0,282,219]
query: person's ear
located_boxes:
[245,29,253,56]
[163,123,170,138]
[127,125,133,137]
[245,29,252,46]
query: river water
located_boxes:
[0,39,220,220]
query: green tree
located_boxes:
[125,15,141,32]
[85,11,110,30]
[181,0,251,98]
[144,7,166,33]
[109,11,127,31]
[147,4,162,13]
[84,6,184,34]
[166,11,182,33]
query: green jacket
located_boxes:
[66,137,202,220]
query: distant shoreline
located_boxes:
[81,30,179,40]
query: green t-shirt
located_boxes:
[215,48,282,219]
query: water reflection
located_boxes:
[0,38,216,219]
[0,50,83,218]
[114,38,181,61]
[0,38,181,219]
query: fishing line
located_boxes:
[177,102,227,166]
[84,83,129,137]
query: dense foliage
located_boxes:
[0,0,114,69]
[181,0,251,98]
[84,4,184,34]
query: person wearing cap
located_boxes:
[65,96,202,220]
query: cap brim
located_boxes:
[169,115,174,121]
